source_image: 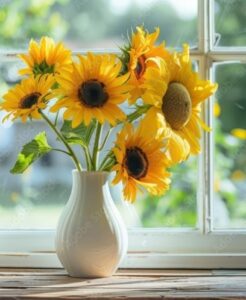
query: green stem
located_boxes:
[127,105,150,123]
[54,111,59,127]
[52,148,71,156]
[99,151,114,171]
[99,127,112,151]
[92,122,102,170]
[85,120,96,144]
[40,111,82,171]
[83,146,92,171]
[99,156,110,171]
[101,157,115,172]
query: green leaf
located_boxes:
[60,132,87,147]
[11,132,52,174]
[60,119,96,147]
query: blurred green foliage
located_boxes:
[136,157,197,227]
[0,0,197,49]
[0,0,68,49]
[215,0,246,46]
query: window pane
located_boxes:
[126,157,197,228]
[111,60,199,228]
[0,61,70,229]
[0,121,72,229]
[213,63,246,229]
[0,58,199,229]
[0,0,198,52]
[0,124,197,229]
[214,0,246,47]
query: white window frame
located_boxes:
[1,0,246,269]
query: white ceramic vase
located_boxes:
[55,170,128,278]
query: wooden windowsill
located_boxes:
[1,268,246,299]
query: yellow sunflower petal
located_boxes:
[51,53,129,126]
[19,37,72,77]
[231,128,246,140]
[125,27,170,104]
[139,40,217,160]
[1,75,53,122]
[111,117,171,202]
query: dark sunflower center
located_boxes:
[134,56,146,79]
[20,92,41,109]
[78,80,108,108]
[162,82,192,130]
[124,147,148,179]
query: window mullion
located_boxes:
[205,0,216,233]
[197,0,213,234]
[198,0,208,53]
[208,52,246,62]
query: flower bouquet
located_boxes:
[0,26,217,277]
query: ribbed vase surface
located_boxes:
[55,171,128,278]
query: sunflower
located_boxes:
[18,37,72,77]
[121,26,169,104]
[1,75,54,122]
[112,110,171,202]
[141,44,218,163]
[50,52,130,127]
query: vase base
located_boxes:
[66,270,114,279]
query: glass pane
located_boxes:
[125,157,197,228]
[0,125,197,229]
[0,126,73,229]
[106,60,199,229]
[0,0,198,51]
[0,58,198,229]
[105,111,198,228]
[0,61,70,229]
[213,63,246,229]
[214,0,246,47]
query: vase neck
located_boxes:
[72,171,109,186]
[71,171,110,205]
